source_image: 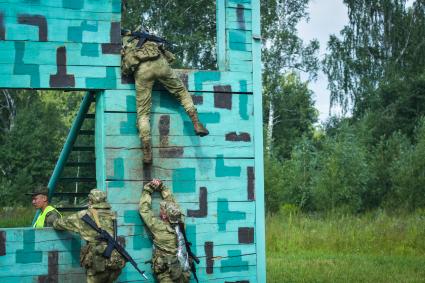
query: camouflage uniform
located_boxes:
[53,189,126,283]
[40,207,61,227]
[121,31,209,164]
[139,182,190,283]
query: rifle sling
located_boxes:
[89,208,102,229]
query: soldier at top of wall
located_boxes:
[121,27,209,164]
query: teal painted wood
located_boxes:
[104,112,253,137]
[104,153,254,180]
[104,141,254,159]
[217,0,226,70]
[0,42,119,66]
[227,21,253,30]
[106,182,254,203]
[103,89,253,112]
[0,0,121,14]
[95,91,107,190]
[251,0,267,281]
[0,0,264,282]
[112,72,254,91]
[104,134,253,148]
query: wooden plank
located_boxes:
[250,0,267,281]
[116,225,256,245]
[227,20,252,30]
[228,30,253,43]
[3,19,114,44]
[0,5,120,22]
[104,89,253,112]
[228,41,252,52]
[229,63,253,72]
[104,112,254,137]
[115,70,253,92]
[216,0,226,71]
[0,0,121,14]
[226,7,252,22]
[105,179,254,203]
[227,50,253,61]
[105,141,254,159]
[0,65,120,89]
[227,1,253,9]
[104,136,254,158]
[105,154,254,181]
[95,91,107,189]
[0,42,119,66]
[0,246,256,268]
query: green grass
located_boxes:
[2,207,425,282]
[267,210,425,282]
[0,206,35,228]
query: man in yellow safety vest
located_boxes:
[28,186,61,228]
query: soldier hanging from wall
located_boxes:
[139,179,200,283]
[121,27,209,164]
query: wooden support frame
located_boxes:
[0,0,266,281]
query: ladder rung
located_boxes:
[65,162,95,167]
[72,146,95,152]
[59,177,96,182]
[78,130,95,135]
[53,192,89,197]
[85,114,95,119]
[57,206,88,212]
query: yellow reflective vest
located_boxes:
[33,205,61,228]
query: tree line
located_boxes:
[0,1,424,214]
[265,0,425,214]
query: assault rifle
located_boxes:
[81,214,148,280]
[121,28,171,48]
[178,222,200,283]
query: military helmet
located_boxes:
[160,201,182,224]
[88,189,107,204]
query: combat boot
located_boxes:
[142,139,152,164]
[188,109,209,137]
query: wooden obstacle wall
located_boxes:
[0,0,265,282]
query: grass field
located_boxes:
[267,209,425,282]
[0,206,35,227]
[2,207,425,282]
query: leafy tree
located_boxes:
[122,0,216,69]
[363,131,410,209]
[323,0,425,115]
[390,118,425,210]
[261,0,319,154]
[0,90,85,206]
[313,123,369,212]
[264,73,318,159]
[280,137,317,211]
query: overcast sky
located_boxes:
[297,0,348,122]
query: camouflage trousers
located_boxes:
[134,54,195,142]
[152,252,190,283]
[81,243,125,283]
[86,269,122,283]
